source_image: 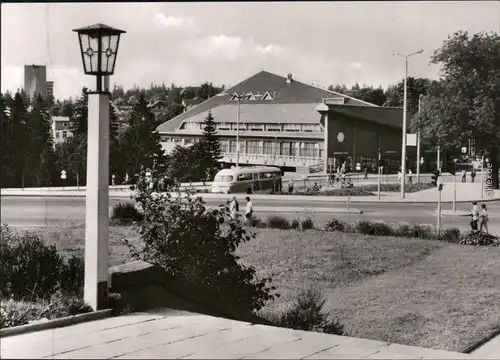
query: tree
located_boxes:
[119,94,167,182]
[199,110,222,180]
[414,31,500,188]
[384,77,433,113]
[196,82,223,100]
[69,88,89,137]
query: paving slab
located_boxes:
[0,308,478,360]
[470,333,500,359]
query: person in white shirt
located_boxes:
[479,204,489,234]
[245,197,253,223]
[229,196,238,220]
[470,201,479,231]
[408,169,413,184]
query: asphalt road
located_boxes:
[2,196,499,234]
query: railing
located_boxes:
[220,152,322,167]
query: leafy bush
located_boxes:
[111,202,143,224]
[1,224,85,301]
[355,220,394,236]
[272,286,344,335]
[127,170,278,313]
[267,216,291,230]
[410,224,437,240]
[248,217,267,228]
[324,219,347,232]
[300,218,315,230]
[460,231,499,246]
[393,222,412,237]
[361,183,435,193]
[439,228,461,243]
[291,219,300,229]
[322,187,374,196]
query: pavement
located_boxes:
[2,196,500,235]
[471,333,500,359]
[0,308,481,359]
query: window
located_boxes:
[262,91,274,101]
[246,140,260,154]
[280,141,297,156]
[260,172,274,179]
[266,124,282,131]
[62,131,67,139]
[263,141,277,155]
[237,173,253,181]
[55,131,60,139]
[214,175,234,183]
[283,124,301,132]
[218,123,230,130]
[229,140,237,153]
[300,142,316,157]
[231,123,247,131]
[249,123,264,131]
[302,124,321,132]
[220,139,229,153]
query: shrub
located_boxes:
[248,217,267,228]
[127,171,278,313]
[410,224,437,240]
[1,224,85,301]
[291,219,300,229]
[267,216,291,230]
[460,231,499,246]
[1,225,65,300]
[273,286,344,335]
[439,228,461,243]
[322,187,374,196]
[300,218,314,230]
[111,202,143,224]
[355,220,393,236]
[393,222,412,237]
[324,219,347,232]
[361,183,434,193]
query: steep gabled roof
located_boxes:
[157,70,379,134]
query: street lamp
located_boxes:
[73,23,125,311]
[391,49,424,199]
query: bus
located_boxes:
[211,166,282,194]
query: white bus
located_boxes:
[211,166,282,194]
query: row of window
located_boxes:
[181,122,322,132]
[54,131,69,139]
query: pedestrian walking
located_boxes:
[461,169,467,183]
[471,168,476,183]
[397,170,402,183]
[245,196,253,223]
[479,204,489,234]
[408,169,413,184]
[470,201,479,231]
[288,179,294,194]
[229,196,239,220]
[364,167,368,180]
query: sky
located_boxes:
[2,1,499,100]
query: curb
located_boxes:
[440,211,471,217]
[461,325,500,354]
[0,309,113,338]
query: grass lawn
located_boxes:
[22,223,500,352]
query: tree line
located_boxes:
[1,89,222,189]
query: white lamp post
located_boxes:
[391,49,423,199]
[73,23,125,311]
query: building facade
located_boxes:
[24,65,47,99]
[51,116,73,146]
[157,71,410,174]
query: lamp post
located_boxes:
[453,158,458,212]
[416,94,424,183]
[73,23,125,311]
[391,49,424,199]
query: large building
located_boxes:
[24,65,47,99]
[157,71,410,174]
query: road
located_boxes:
[2,196,499,234]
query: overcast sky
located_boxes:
[2,1,499,99]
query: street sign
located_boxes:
[420,157,424,164]
[461,147,467,154]
[61,170,67,180]
[355,162,361,171]
[327,158,335,166]
[336,132,345,143]
[406,133,417,146]
[386,150,396,154]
